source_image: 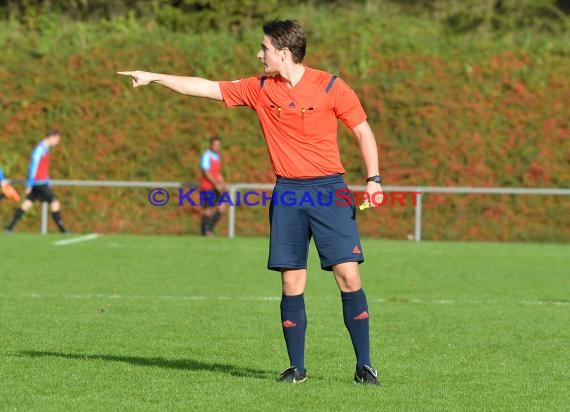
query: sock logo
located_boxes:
[282,320,297,328]
[353,311,369,320]
[352,245,361,254]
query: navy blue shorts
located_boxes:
[200,189,222,208]
[26,184,56,203]
[268,174,363,272]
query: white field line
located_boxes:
[52,233,99,246]
[5,293,568,306]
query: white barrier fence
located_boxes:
[228,183,570,241]
[29,180,570,240]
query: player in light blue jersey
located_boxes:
[6,130,69,233]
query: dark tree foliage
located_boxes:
[0,0,281,33]
[0,0,567,33]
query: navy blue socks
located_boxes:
[52,211,67,233]
[341,288,371,368]
[280,290,371,371]
[211,211,222,229]
[200,215,212,235]
[6,208,24,231]
[280,293,307,371]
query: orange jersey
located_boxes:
[219,66,367,178]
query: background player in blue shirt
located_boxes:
[6,130,69,233]
[0,167,5,201]
[199,136,228,236]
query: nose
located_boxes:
[257,49,263,60]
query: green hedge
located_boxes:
[0,3,568,240]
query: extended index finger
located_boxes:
[117,71,134,76]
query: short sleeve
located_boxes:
[219,76,262,109]
[331,77,367,129]
[200,153,211,171]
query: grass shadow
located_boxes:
[17,350,272,380]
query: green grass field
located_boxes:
[0,234,568,411]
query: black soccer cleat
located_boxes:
[277,366,307,383]
[354,365,381,385]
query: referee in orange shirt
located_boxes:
[119,20,383,385]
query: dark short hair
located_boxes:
[46,129,60,137]
[210,135,221,144]
[263,20,306,64]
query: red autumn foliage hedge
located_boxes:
[0,14,568,241]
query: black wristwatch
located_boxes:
[366,175,382,184]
